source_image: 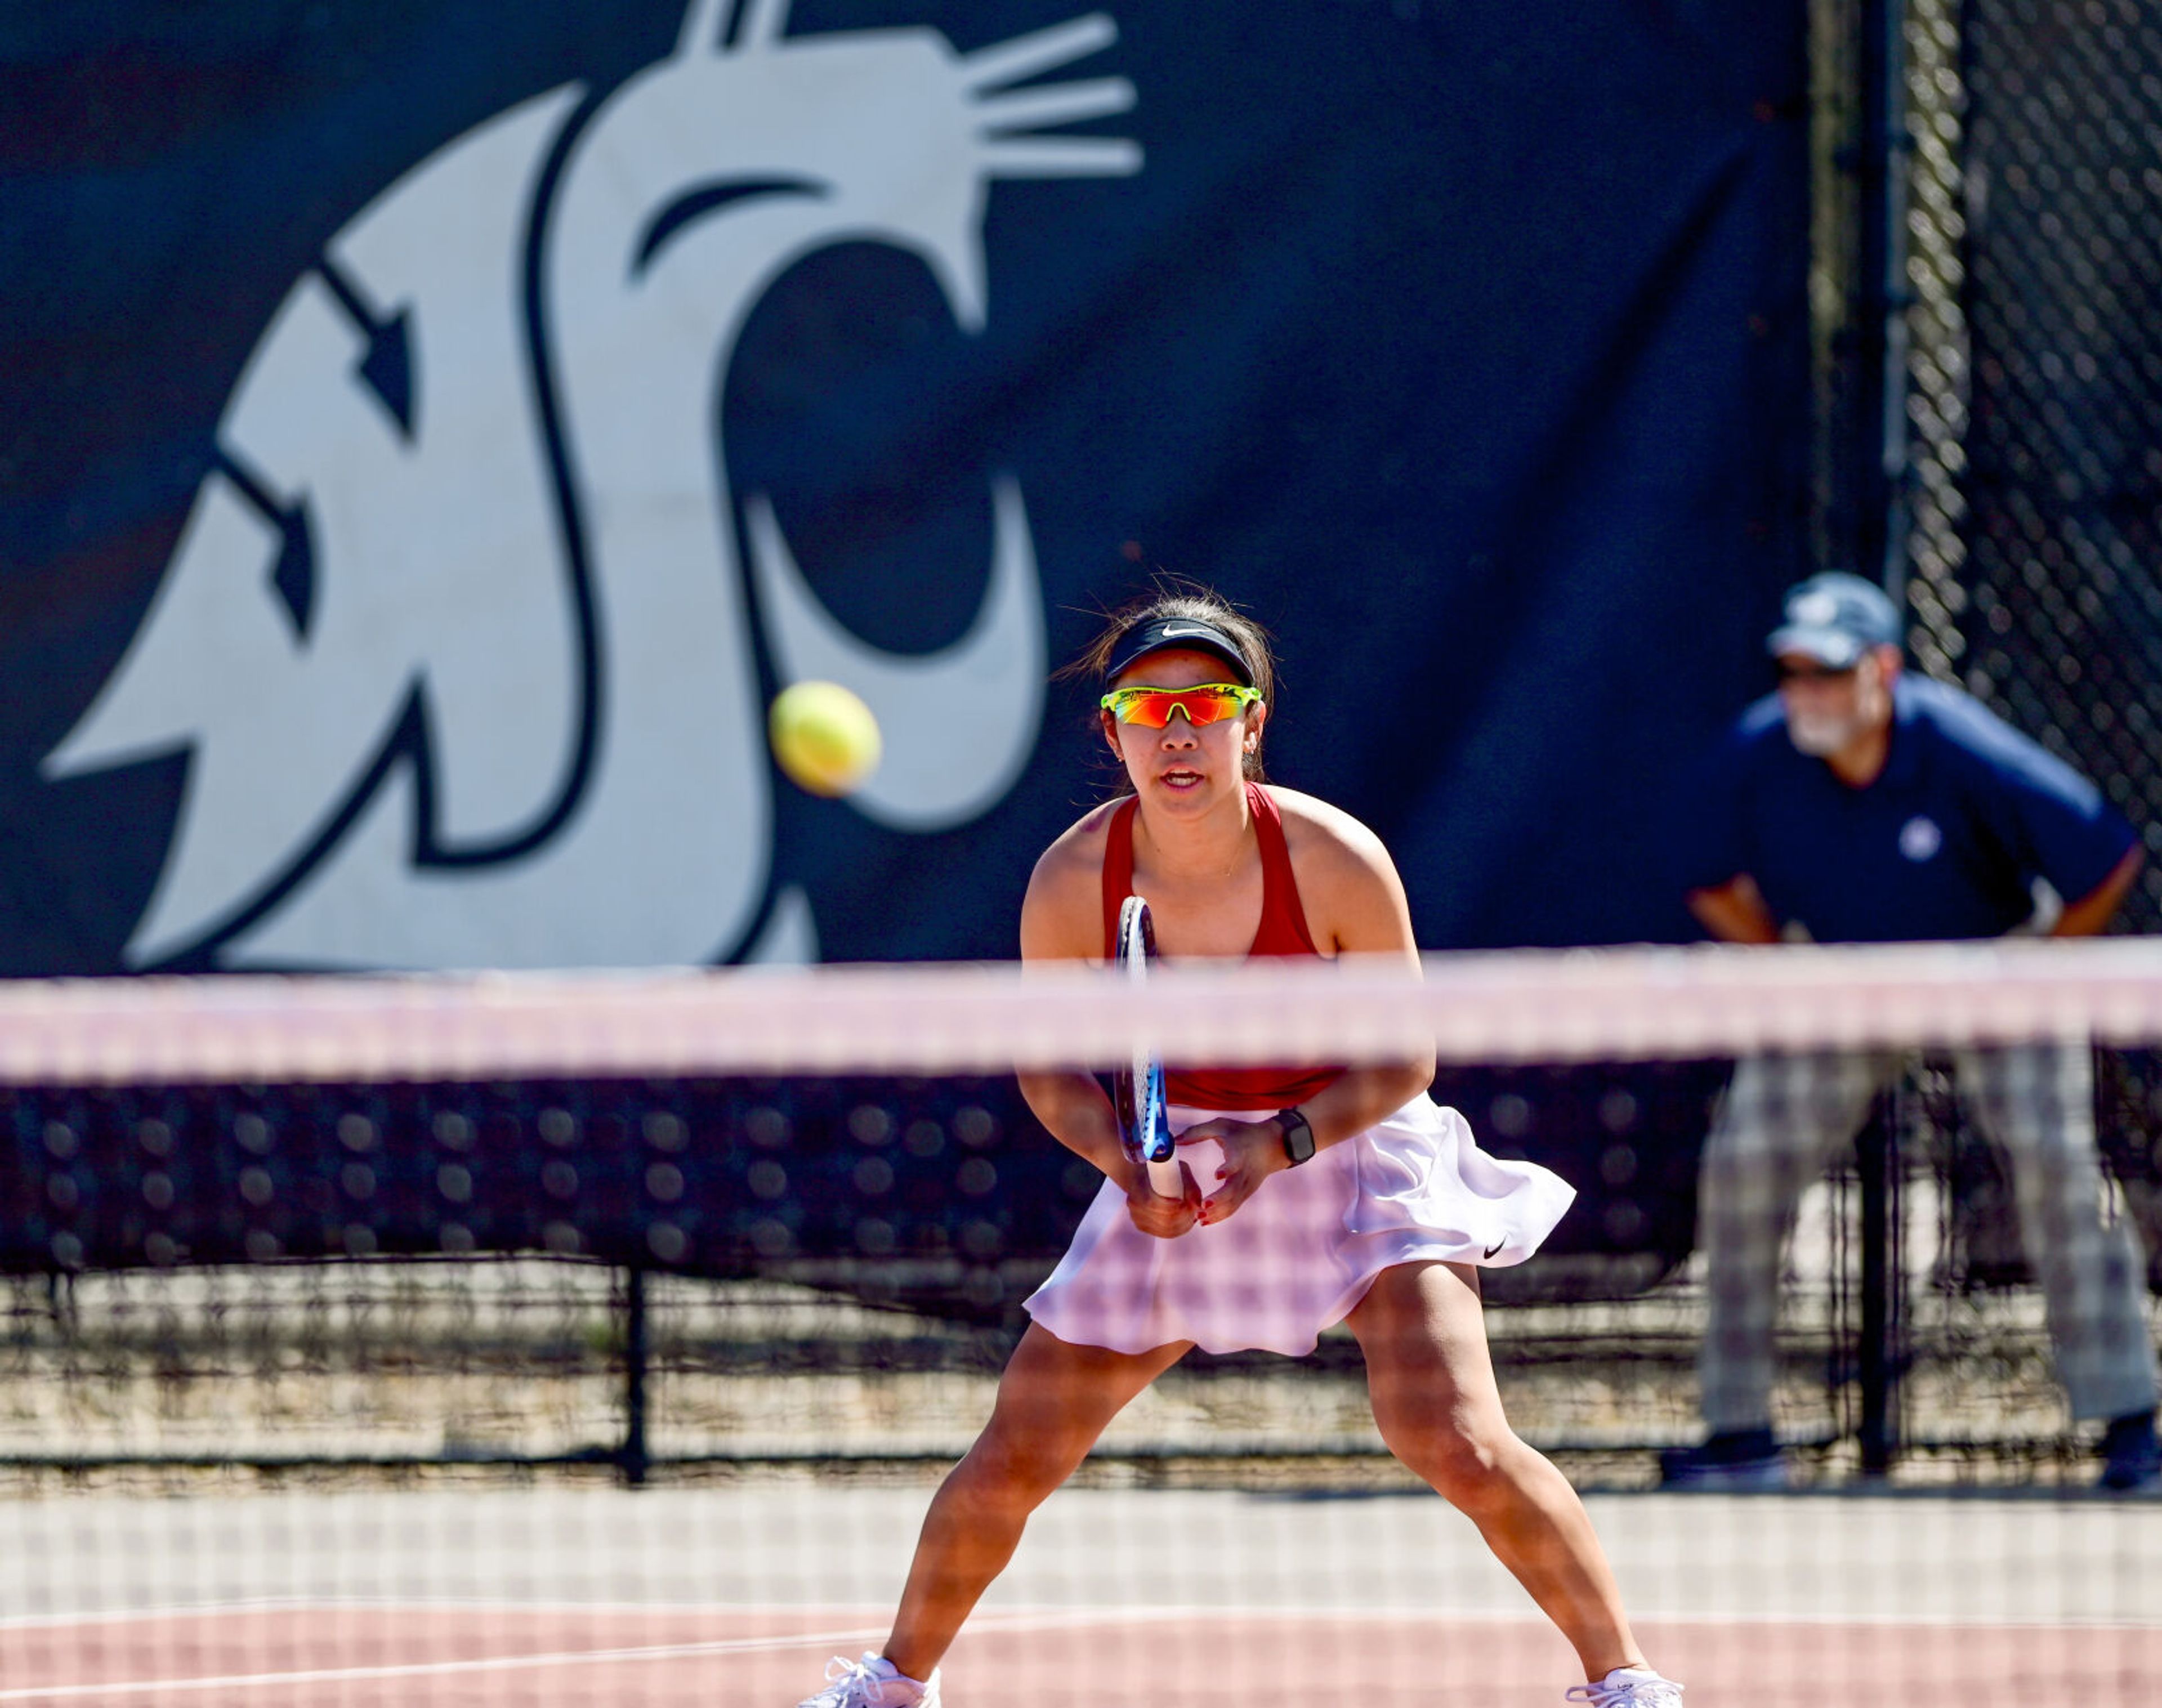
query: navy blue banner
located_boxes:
[1,0,1810,975]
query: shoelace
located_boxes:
[814,1655,888,1706]
[1564,1677,1684,1706]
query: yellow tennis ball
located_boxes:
[769,680,882,797]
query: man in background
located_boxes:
[1665,571,2159,1491]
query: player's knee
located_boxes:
[1379,1407,1512,1506]
[960,1422,1086,1504]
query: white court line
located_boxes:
[0,1600,1192,1634]
[0,1600,885,1633]
[0,1626,885,1701]
[0,1607,1212,1701]
[3,1599,2157,1699]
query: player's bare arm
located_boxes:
[1015,811,1120,1163]
[1016,809,1202,1236]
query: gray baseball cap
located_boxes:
[1766,572,1903,669]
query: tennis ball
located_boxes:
[769,679,882,798]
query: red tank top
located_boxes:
[1101,781,1344,1110]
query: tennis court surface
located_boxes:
[4,1485,2159,1706]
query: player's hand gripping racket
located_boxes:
[1111,896,1185,1198]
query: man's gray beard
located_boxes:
[1786,712,1858,757]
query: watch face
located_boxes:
[1282,1112,1315,1164]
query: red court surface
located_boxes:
[2,1604,2157,1706]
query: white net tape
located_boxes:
[3,937,2160,1084]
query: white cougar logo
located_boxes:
[46,0,1140,970]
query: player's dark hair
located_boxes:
[1061,581,1277,781]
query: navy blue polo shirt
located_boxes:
[1688,676,2136,942]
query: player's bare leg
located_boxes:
[882,1324,1190,1682]
[1348,1260,1647,1683]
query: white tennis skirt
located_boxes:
[1024,1094,1576,1357]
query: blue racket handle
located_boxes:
[1136,1058,1184,1197]
[1116,896,1181,1199]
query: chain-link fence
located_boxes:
[1825,0,2162,1256]
[1895,0,2162,929]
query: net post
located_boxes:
[1856,1088,1902,1475]
[619,1263,650,1488]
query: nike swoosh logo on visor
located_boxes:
[1158,625,1206,637]
[1483,1239,1507,1259]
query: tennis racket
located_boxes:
[1111,895,1185,1198]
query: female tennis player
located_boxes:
[799,591,1682,1708]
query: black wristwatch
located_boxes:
[1277,1106,1316,1167]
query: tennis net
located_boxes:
[1,941,2159,1706]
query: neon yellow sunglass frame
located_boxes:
[1098,682,1263,728]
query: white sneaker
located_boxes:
[1565,1666,1685,1705]
[796,1652,941,1708]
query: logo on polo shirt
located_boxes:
[1899,815,1944,862]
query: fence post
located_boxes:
[620,1264,649,1487]
[1856,1090,1902,1474]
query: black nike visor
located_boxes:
[1102,616,1254,686]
